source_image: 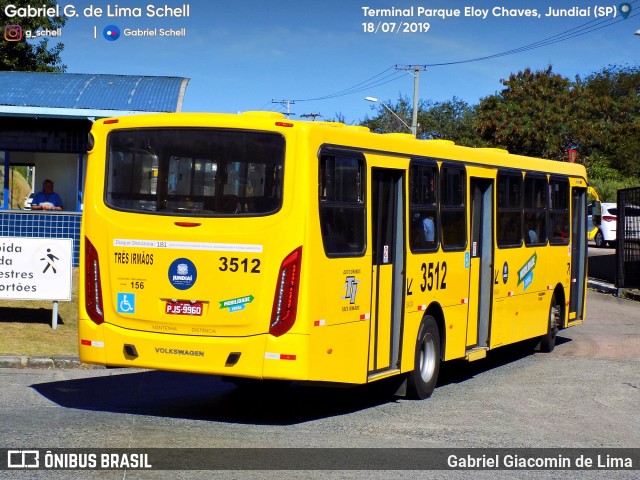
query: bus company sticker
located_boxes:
[342,275,360,304]
[502,262,509,284]
[465,252,470,269]
[517,253,537,291]
[219,295,254,312]
[168,258,197,290]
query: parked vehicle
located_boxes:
[588,202,617,247]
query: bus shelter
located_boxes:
[0,72,189,266]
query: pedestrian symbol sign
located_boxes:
[0,238,72,301]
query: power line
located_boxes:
[294,68,406,102]
[426,11,640,66]
[283,5,639,105]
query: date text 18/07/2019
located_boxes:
[362,22,430,34]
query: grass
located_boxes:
[0,268,79,356]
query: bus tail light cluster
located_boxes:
[84,237,105,325]
[269,247,302,337]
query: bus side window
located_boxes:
[409,161,438,252]
[319,152,365,257]
[440,164,466,249]
[549,178,570,245]
[497,171,523,248]
[524,175,548,246]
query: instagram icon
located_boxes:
[4,24,22,41]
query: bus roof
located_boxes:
[93,111,587,179]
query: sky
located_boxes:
[11,0,640,123]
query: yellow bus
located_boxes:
[79,111,588,399]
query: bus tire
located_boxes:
[406,315,441,400]
[539,295,560,353]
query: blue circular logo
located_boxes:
[168,258,197,290]
[103,25,121,41]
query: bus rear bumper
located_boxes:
[78,319,311,379]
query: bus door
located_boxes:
[466,178,494,349]
[569,187,587,323]
[369,168,405,375]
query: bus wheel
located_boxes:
[407,315,441,400]
[539,295,560,353]
[594,230,604,248]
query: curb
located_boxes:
[0,355,105,370]
[587,279,640,301]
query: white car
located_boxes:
[588,202,617,248]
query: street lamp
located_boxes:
[635,29,640,35]
[365,97,413,135]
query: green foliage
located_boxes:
[361,95,414,134]
[476,66,575,159]
[360,64,638,183]
[360,95,485,145]
[588,177,640,203]
[418,97,485,146]
[573,65,640,177]
[0,0,66,72]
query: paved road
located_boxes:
[0,290,638,479]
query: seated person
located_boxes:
[31,179,63,211]
[422,215,435,245]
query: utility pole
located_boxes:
[271,99,296,118]
[395,65,426,137]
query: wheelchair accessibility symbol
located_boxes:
[117,293,136,314]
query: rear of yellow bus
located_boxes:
[79,112,310,380]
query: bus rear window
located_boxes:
[105,128,285,215]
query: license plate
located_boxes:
[165,301,203,316]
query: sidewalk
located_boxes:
[1,279,637,370]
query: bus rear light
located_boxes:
[84,237,105,325]
[269,247,302,337]
[174,222,201,227]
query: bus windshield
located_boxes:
[106,128,285,216]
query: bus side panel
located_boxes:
[309,320,369,384]
[404,251,470,363]
[490,244,570,348]
[491,248,540,347]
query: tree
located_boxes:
[0,0,66,72]
[361,95,414,135]
[573,65,640,177]
[417,97,484,146]
[475,66,574,160]
[361,95,484,145]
